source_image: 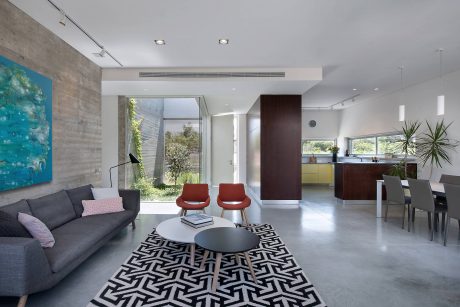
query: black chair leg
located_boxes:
[412,208,415,222]
[132,221,136,229]
[434,213,439,232]
[441,212,446,232]
[407,205,411,232]
[430,213,435,241]
[428,212,432,231]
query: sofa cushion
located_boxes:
[27,191,77,230]
[82,197,124,217]
[0,211,31,237]
[44,211,135,273]
[66,184,94,217]
[18,213,55,248]
[0,199,32,217]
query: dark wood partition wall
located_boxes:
[246,95,301,201]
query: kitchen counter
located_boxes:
[334,162,417,203]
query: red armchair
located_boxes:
[176,184,210,216]
[217,183,251,225]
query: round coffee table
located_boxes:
[155,217,235,266]
[195,227,260,291]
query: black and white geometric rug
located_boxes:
[89,224,326,307]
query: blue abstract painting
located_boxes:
[0,55,52,192]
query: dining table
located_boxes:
[375,179,445,218]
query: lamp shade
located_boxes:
[437,95,445,116]
[399,105,405,122]
[129,153,140,164]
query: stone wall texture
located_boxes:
[0,1,102,205]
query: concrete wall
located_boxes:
[0,1,102,205]
[101,96,118,188]
[338,68,460,180]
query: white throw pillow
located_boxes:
[91,188,120,200]
[18,213,55,248]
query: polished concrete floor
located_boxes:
[2,186,460,307]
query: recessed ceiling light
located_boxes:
[225,103,229,106]
[154,39,166,45]
[374,87,379,91]
[219,39,229,45]
[232,88,236,91]
[352,88,357,91]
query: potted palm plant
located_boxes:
[417,120,458,179]
[329,146,340,163]
[395,120,421,179]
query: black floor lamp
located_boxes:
[109,153,140,187]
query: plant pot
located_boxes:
[332,153,338,163]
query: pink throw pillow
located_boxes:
[18,212,55,248]
[82,197,125,217]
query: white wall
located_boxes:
[101,96,119,188]
[338,69,460,180]
[302,110,340,139]
[236,114,247,184]
[211,115,234,186]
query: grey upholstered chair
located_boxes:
[443,183,460,246]
[440,174,460,185]
[383,175,411,231]
[408,179,447,241]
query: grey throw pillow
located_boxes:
[0,211,31,237]
[18,212,55,248]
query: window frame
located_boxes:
[348,132,410,157]
[301,138,337,156]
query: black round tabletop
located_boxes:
[194,227,260,253]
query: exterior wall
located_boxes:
[0,1,102,205]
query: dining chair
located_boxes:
[382,175,411,231]
[217,183,251,225]
[443,183,460,246]
[176,183,210,216]
[440,174,460,185]
[407,179,447,241]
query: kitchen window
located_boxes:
[349,134,406,156]
[302,139,336,155]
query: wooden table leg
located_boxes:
[190,243,195,266]
[244,252,257,283]
[212,252,222,292]
[200,250,209,270]
[17,295,28,307]
[235,253,241,265]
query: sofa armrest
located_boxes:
[119,189,140,215]
[0,237,52,296]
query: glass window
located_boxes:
[350,137,376,155]
[377,135,404,155]
[302,139,335,155]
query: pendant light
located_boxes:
[398,65,405,122]
[436,48,445,116]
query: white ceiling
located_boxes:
[9,0,460,114]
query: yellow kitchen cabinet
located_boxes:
[317,164,333,184]
[302,163,333,184]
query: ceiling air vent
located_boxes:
[139,72,285,78]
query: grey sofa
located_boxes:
[0,184,140,305]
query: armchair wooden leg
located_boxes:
[179,208,184,216]
[220,209,225,218]
[202,208,206,214]
[17,295,28,307]
[240,210,245,225]
[131,221,136,229]
[184,210,188,216]
[243,209,250,226]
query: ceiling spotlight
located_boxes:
[59,9,66,26]
[154,39,166,45]
[374,87,379,91]
[352,88,357,91]
[218,39,229,45]
[93,48,106,58]
[232,88,236,91]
